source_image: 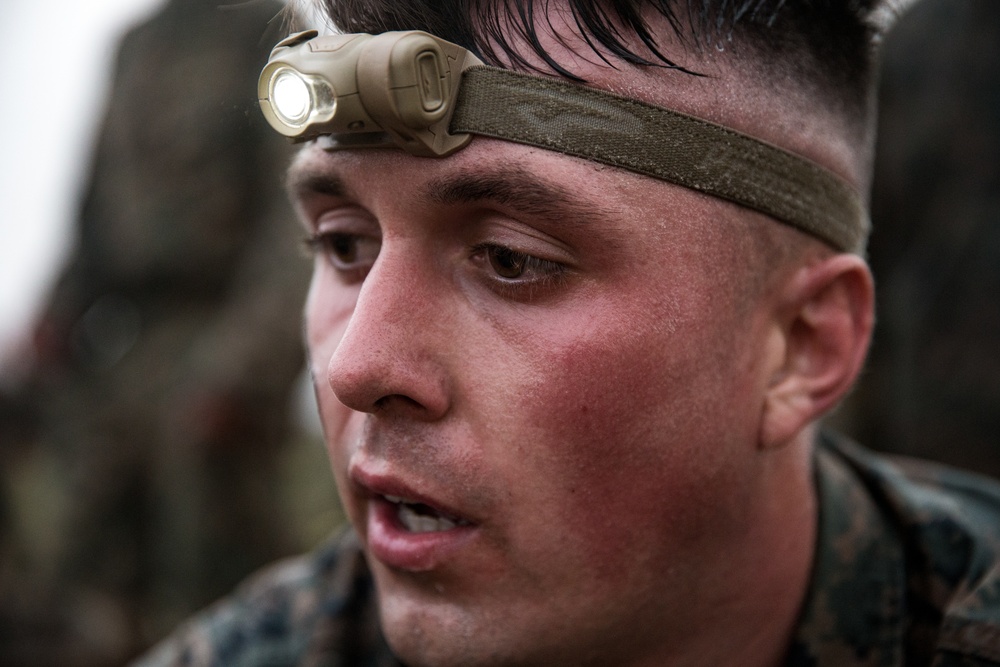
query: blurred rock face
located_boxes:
[0,1,338,664]
[840,0,1000,476]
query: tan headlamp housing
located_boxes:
[259,30,869,253]
[259,30,482,157]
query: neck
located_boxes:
[636,433,818,667]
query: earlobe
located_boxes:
[758,254,874,450]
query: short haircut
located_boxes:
[311,0,884,130]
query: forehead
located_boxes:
[289,138,621,207]
[288,135,734,238]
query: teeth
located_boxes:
[398,504,459,533]
[382,493,470,532]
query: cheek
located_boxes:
[304,279,375,531]
[304,278,357,450]
[491,294,753,576]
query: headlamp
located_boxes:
[259,30,481,156]
[269,68,321,126]
[259,30,869,252]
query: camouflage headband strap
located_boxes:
[452,66,868,253]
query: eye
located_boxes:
[486,245,530,279]
[472,243,567,298]
[305,232,381,281]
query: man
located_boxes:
[139,1,1000,665]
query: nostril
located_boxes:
[373,394,425,412]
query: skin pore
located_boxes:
[294,4,874,666]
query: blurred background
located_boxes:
[0,0,161,362]
[0,0,342,664]
[0,0,997,665]
[833,0,1000,479]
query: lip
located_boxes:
[351,464,479,572]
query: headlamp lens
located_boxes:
[272,70,311,125]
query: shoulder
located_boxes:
[133,529,394,667]
[820,433,1000,665]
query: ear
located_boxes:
[758,254,874,450]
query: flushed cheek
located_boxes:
[309,357,362,519]
[304,282,361,476]
[498,311,748,581]
[305,275,352,376]
[310,361,367,530]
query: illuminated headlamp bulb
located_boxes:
[272,70,312,126]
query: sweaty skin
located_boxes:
[293,8,853,667]
[295,139,815,667]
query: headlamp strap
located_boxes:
[451,66,867,253]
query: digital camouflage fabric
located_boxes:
[136,433,1000,666]
[789,435,1000,666]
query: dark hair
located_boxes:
[312,0,884,122]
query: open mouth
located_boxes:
[384,494,472,533]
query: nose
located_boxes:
[325,244,451,421]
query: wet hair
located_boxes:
[306,0,885,126]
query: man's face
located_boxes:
[293,129,780,664]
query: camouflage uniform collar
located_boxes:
[787,435,907,666]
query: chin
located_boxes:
[381,608,480,667]
[377,586,526,667]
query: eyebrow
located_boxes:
[286,169,348,202]
[423,168,608,228]
[287,162,610,228]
